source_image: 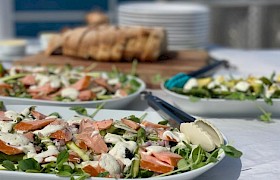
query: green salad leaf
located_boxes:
[48,112,62,118]
[2,160,16,171]
[18,158,41,172]
[56,149,69,168]
[220,144,243,158]
[70,106,88,116]
[97,171,109,177]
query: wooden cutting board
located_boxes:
[14,50,209,89]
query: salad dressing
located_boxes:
[99,153,121,175]
[34,125,64,137]
[61,88,79,100]
[0,132,29,147]
[104,133,125,144]
[0,121,15,133]
[145,146,168,155]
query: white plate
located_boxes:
[118,15,209,22]
[119,2,209,14]
[1,104,226,180]
[0,76,146,109]
[162,83,280,118]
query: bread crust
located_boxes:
[45,25,167,62]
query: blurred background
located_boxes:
[1,0,280,49]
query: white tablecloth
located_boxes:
[128,49,280,180]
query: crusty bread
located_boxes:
[46,25,167,62]
[44,34,62,56]
[141,28,167,62]
[63,27,89,57]
[86,11,109,26]
[77,27,97,59]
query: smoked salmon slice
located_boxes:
[28,83,57,95]
[68,151,81,163]
[71,76,91,91]
[121,118,140,130]
[77,133,108,154]
[140,151,174,174]
[82,164,105,177]
[93,78,114,92]
[152,151,183,167]
[0,139,23,155]
[0,83,12,89]
[93,119,113,130]
[156,129,177,142]
[50,129,72,142]
[76,140,88,151]
[79,119,113,132]
[141,120,170,129]
[31,110,47,120]
[23,132,34,141]
[0,111,11,121]
[14,118,56,131]
[20,75,36,86]
[78,90,95,101]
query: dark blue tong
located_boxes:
[141,91,195,128]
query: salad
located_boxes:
[0,105,242,179]
[167,74,280,105]
[0,65,141,102]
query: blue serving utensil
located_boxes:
[165,59,228,90]
[141,91,195,128]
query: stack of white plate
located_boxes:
[118,2,210,50]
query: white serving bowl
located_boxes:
[0,39,27,56]
[0,104,227,180]
[161,83,280,118]
[0,76,146,110]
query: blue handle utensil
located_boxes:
[165,59,228,89]
[141,91,195,128]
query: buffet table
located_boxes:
[2,46,280,180]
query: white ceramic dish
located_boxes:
[0,39,27,57]
[0,104,226,180]
[162,83,280,118]
[119,2,209,14]
[0,76,145,109]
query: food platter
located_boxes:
[0,65,146,109]
[0,105,227,180]
[0,75,145,109]
[162,83,280,118]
